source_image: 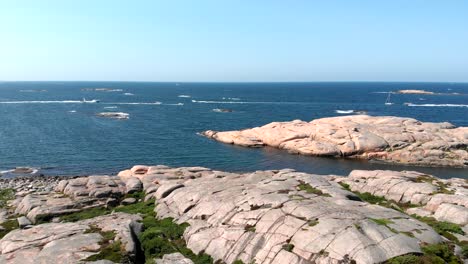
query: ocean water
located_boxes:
[0,82,467,179]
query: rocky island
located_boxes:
[396,90,435,95]
[0,165,467,263]
[202,115,468,168]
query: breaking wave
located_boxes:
[0,100,84,104]
[106,102,162,105]
[335,110,354,114]
[406,103,468,108]
[191,100,310,105]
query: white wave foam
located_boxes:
[191,100,308,105]
[104,106,118,109]
[19,89,47,92]
[95,88,123,92]
[213,108,233,113]
[68,110,77,113]
[123,93,134,96]
[406,103,468,107]
[222,97,241,100]
[0,100,84,104]
[108,101,162,105]
[336,110,354,114]
[178,95,191,98]
[165,103,184,106]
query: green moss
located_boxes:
[0,219,19,239]
[422,243,461,264]
[370,218,394,226]
[298,182,331,197]
[85,228,127,263]
[370,218,398,233]
[115,198,155,216]
[0,188,14,208]
[245,225,256,232]
[401,231,415,238]
[339,182,351,191]
[460,242,468,259]
[123,190,145,200]
[354,223,363,232]
[308,219,319,227]
[131,199,213,264]
[386,243,462,264]
[357,192,387,205]
[282,243,294,252]
[232,260,245,264]
[86,241,125,262]
[58,207,111,223]
[434,181,455,195]
[411,215,464,242]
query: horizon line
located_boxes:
[1,80,467,84]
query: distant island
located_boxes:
[396,89,435,94]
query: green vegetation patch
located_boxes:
[412,215,464,242]
[341,187,417,212]
[58,207,110,223]
[282,243,294,252]
[370,218,394,226]
[46,191,152,224]
[85,228,127,263]
[298,182,331,197]
[357,192,387,205]
[123,190,145,200]
[245,224,256,232]
[125,198,213,264]
[0,188,15,208]
[308,219,319,227]
[370,218,398,233]
[386,243,462,264]
[0,219,19,239]
[339,182,351,191]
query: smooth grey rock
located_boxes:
[0,213,141,263]
[148,166,444,264]
[17,216,32,228]
[155,253,194,264]
[124,177,143,193]
[106,198,119,208]
[121,197,137,205]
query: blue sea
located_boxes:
[0,82,467,179]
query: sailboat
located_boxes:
[385,93,393,105]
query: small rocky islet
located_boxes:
[202,115,468,168]
[0,164,467,264]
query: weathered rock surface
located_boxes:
[12,175,131,223]
[0,176,64,194]
[1,165,466,264]
[16,216,31,228]
[136,165,444,264]
[0,212,141,264]
[330,170,468,226]
[155,253,194,264]
[202,115,468,167]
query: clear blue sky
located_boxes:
[1,0,467,82]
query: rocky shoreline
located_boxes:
[202,115,468,168]
[0,165,467,263]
